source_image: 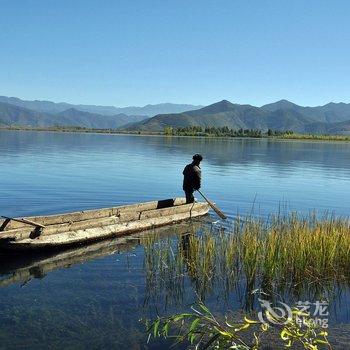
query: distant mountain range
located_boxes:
[0,96,203,129]
[0,96,202,117]
[1,96,350,135]
[0,102,147,129]
[124,99,350,135]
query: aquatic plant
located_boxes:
[278,133,350,142]
[142,213,350,306]
[142,213,348,348]
[147,300,331,349]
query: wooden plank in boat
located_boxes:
[0,201,204,241]
[6,205,209,249]
[0,198,186,231]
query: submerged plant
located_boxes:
[147,300,331,349]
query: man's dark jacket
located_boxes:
[183,163,201,191]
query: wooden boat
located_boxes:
[0,198,210,250]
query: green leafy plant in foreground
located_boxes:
[147,301,330,350]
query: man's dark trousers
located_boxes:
[185,190,195,204]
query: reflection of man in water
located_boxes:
[182,154,202,204]
[180,232,197,280]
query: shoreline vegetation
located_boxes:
[148,300,331,349]
[143,213,350,304]
[0,125,349,142]
[143,212,350,349]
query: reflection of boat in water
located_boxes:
[0,221,204,288]
[0,198,209,250]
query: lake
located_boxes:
[0,130,349,349]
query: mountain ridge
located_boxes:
[0,102,147,129]
[123,99,350,135]
[0,96,203,117]
[1,96,350,135]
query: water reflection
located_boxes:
[1,130,349,219]
[0,218,349,348]
[141,219,350,324]
[0,223,193,288]
[0,236,139,287]
[1,131,349,171]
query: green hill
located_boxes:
[261,100,350,123]
[124,99,350,134]
[2,97,350,135]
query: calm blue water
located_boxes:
[0,130,349,349]
[1,131,349,218]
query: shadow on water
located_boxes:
[0,221,200,288]
[0,236,139,287]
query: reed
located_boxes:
[279,133,350,142]
[143,214,349,348]
[142,213,350,303]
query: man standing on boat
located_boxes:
[183,154,203,203]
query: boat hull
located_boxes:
[0,198,210,250]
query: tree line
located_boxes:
[163,126,294,138]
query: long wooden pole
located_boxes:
[196,190,227,220]
[1,216,45,228]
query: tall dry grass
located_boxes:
[142,213,350,303]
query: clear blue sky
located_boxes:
[1,0,349,107]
